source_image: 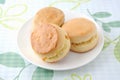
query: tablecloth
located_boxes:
[0,0,120,80]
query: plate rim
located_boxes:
[17,11,104,71]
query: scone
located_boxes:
[33,7,64,26]
[31,23,70,62]
[62,18,98,52]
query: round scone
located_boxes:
[33,7,64,26]
[31,23,70,62]
[62,18,98,52]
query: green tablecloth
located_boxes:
[0,0,120,80]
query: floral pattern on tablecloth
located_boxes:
[0,0,120,80]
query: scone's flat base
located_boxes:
[17,11,104,70]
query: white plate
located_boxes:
[17,11,104,70]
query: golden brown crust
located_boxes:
[62,18,96,37]
[37,24,71,62]
[33,7,64,26]
[31,23,58,54]
[62,18,97,43]
[62,18,98,52]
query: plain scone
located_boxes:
[31,23,70,62]
[62,18,98,52]
[33,7,64,26]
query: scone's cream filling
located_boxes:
[72,34,97,46]
[43,39,68,61]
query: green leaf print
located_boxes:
[87,10,120,33]
[103,36,111,50]
[83,74,92,80]
[65,73,93,80]
[4,4,27,17]
[32,67,54,80]
[0,0,5,4]
[71,74,82,80]
[107,21,120,27]
[0,77,4,80]
[50,0,90,10]
[0,4,28,30]
[114,39,120,62]
[0,17,25,30]
[102,23,111,32]
[71,0,90,10]
[0,52,25,67]
[93,12,111,18]
[49,0,77,6]
[13,63,32,80]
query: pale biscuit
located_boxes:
[31,23,58,54]
[62,18,98,52]
[31,23,70,62]
[33,7,64,26]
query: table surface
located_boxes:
[0,0,120,80]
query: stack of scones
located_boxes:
[31,7,98,63]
